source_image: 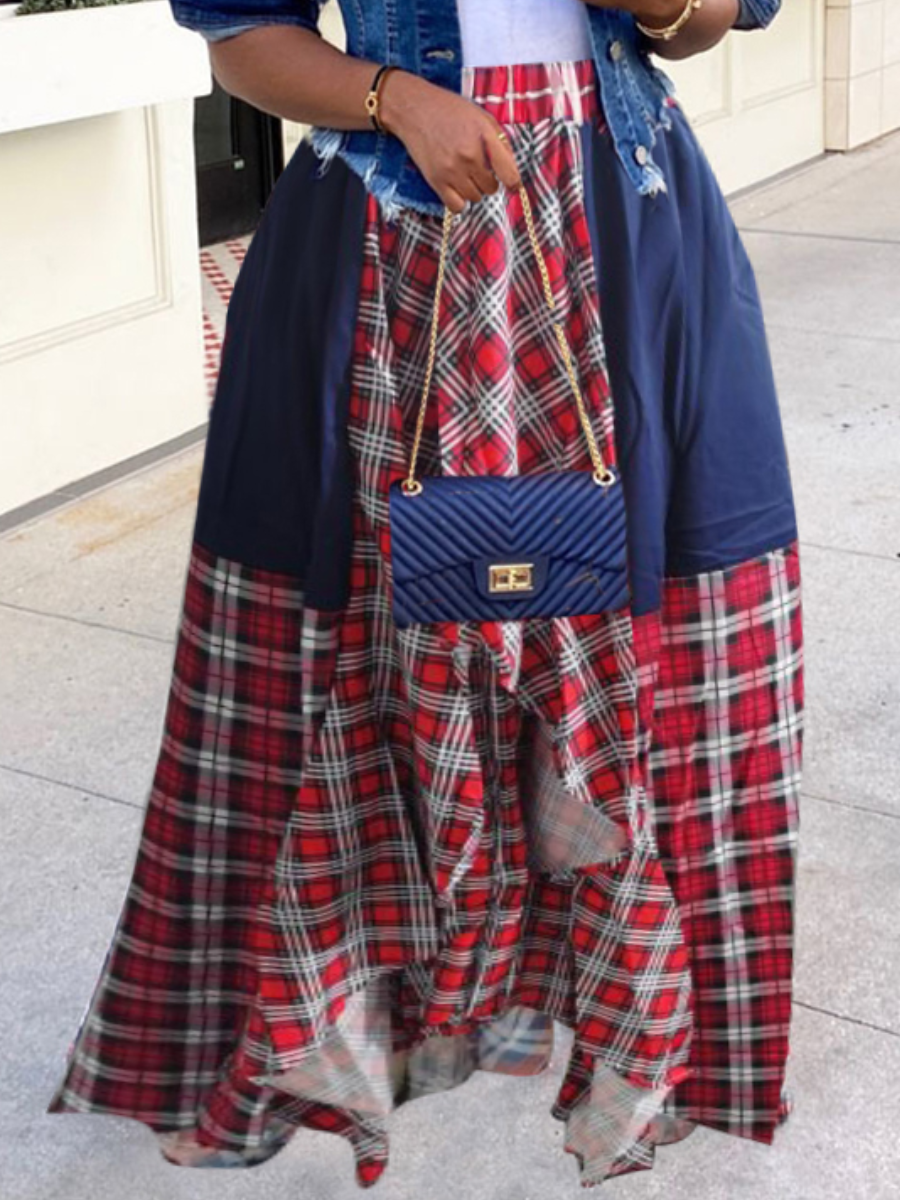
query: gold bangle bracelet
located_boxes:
[636,0,703,42]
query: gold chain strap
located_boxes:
[401,185,617,496]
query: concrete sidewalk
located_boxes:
[2,130,899,1200]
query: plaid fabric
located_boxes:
[46,60,803,1191]
[638,543,803,1143]
[245,65,694,1181]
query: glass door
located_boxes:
[193,80,283,246]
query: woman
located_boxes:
[47,0,804,1189]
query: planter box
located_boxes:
[0,2,211,135]
[0,2,213,516]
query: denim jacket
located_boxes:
[169,0,782,215]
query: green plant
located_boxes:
[15,0,143,14]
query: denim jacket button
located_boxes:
[608,39,623,62]
[425,48,456,62]
[634,144,649,165]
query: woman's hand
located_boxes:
[208,29,520,215]
[379,71,521,214]
[575,0,740,60]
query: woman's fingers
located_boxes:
[463,174,488,202]
[443,167,491,209]
[396,84,522,210]
[441,185,469,215]
[448,115,519,205]
[469,156,500,197]
[483,122,522,190]
[419,108,522,211]
[440,169,494,213]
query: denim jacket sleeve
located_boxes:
[174,0,783,43]
[168,0,322,41]
[733,0,782,31]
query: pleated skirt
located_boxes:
[46,59,804,1189]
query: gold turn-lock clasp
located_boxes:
[489,563,535,594]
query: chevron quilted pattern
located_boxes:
[389,470,629,626]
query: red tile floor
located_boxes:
[200,237,251,400]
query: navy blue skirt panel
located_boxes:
[191,104,798,617]
[584,98,798,614]
[192,142,366,611]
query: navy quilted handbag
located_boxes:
[389,188,630,629]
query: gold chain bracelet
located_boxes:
[636,0,703,42]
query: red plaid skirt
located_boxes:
[47,62,803,1188]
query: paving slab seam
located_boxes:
[764,324,900,346]
[0,600,178,646]
[801,791,900,824]
[0,763,145,813]
[739,228,900,248]
[793,1000,900,1040]
[796,541,900,566]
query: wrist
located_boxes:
[377,68,426,140]
[634,0,690,31]
[635,0,703,44]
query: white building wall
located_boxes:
[663,0,827,194]
[0,4,211,518]
[825,0,900,149]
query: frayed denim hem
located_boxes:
[308,127,444,223]
[307,116,670,209]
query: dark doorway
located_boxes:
[194,81,284,247]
